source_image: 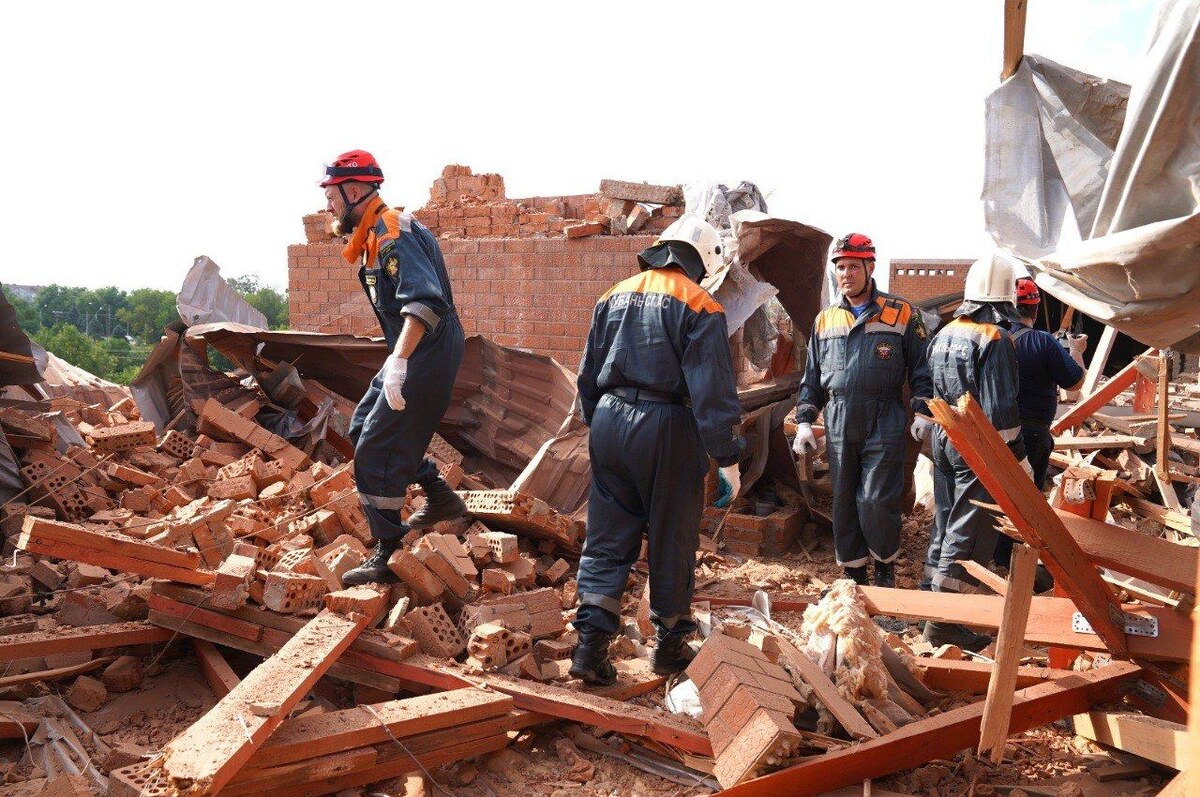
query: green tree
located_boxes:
[33,324,117,378]
[117,288,178,344]
[230,274,289,329]
[6,294,41,334]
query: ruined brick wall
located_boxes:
[888,259,972,304]
[290,164,685,367]
[288,235,657,368]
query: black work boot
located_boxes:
[923,621,992,653]
[341,539,401,587]
[873,561,896,588]
[407,479,467,529]
[844,565,869,586]
[652,632,695,675]
[569,632,617,687]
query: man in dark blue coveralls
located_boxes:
[316,150,468,587]
[792,233,933,588]
[923,253,1034,651]
[571,213,743,686]
[992,277,1085,583]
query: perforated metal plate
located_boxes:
[1071,610,1158,637]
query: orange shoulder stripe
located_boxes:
[600,269,723,314]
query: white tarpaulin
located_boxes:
[983,0,1200,352]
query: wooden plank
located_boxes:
[1053,435,1142,451]
[931,395,1129,656]
[1081,326,1119,396]
[17,532,215,586]
[0,621,172,662]
[1049,509,1196,595]
[1120,496,1192,534]
[0,655,114,689]
[1157,352,1170,477]
[1001,0,1028,80]
[1053,350,1152,435]
[915,659,1071,694]
[765,633,878,740]
[1154,467,1185,514]
[958,560,1008,596]
[858,587,1190,662]
[193,639,240,699]
[19,515,203,569]
[718,662,1142,797]
[242,689,515,769]
[1072,711,1186,770]
[156,599,379,796]
[977,544,1037,762]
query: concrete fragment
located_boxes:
[101,655,143,693]
[66,675,107,712]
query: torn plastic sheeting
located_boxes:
[176,255,269,329]
[983,54,1129,257]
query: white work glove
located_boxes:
[719,464,741,506]
[792,423,818,456]
[382,354,408,411]
[1018,457,1034,480]
[1066,334,1088,369]
[910,416,934,443]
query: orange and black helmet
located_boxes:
[1015,277,1041,305]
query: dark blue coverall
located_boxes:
[345,197,465,542]
[796,282,932,567]
[924,307,1025,593]
[992,323,1085,567]
[574,249,741,640]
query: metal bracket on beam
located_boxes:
[1071,609,1158,638]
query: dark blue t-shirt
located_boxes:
[1009,323,1085,424]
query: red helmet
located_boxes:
[832,232,876,262]
[1015,277,1041,305]
[319,150,385,187]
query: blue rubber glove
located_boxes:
[714,465,740,508]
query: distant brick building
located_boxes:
[888,259,972,305]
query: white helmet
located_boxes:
[963,252,1018,305]
[657,213,724,277]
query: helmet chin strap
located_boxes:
[337,184,378,232]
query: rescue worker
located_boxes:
[923,253,1032,651]
[571,214,743,686]
[992,277,1085,578]
[317,150,468,587]
[792,233,933,587]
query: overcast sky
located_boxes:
[0,1,1156,293]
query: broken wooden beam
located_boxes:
[760,633,877,740]
[977,543,1037,762]
[1072,711,1186,770]
[930,394,1129,656]
[193,639,240,699]
[0,621,172,662]
[18,515,214,586]
[857,586,1190,662]
[915,658,1072,694]
[717,661,1142,797]
[1052,350,1153,435]
[154,587,384,795]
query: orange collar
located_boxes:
[341,195,388,265]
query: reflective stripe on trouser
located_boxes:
[348,317,464,542]
[925,431,1000,593]
[824,397,907,568]
[574,393,706,636]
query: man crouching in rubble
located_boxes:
[317,150,468,587]
[922,252,1033,651]
[571,214,743,686]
